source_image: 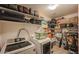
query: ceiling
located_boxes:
[22,4,78,20]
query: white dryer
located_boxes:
[31,37,51,54]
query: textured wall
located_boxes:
[78,5,79,53]
[0,20,40,48]
[0,21,3,49]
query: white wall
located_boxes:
[55,13,78,19]
[0,22,2,49]
[38,12,51,20]
[78,5,79,53]
[56,13,78,24]
[63,13,78,18]
[0,20,41,48]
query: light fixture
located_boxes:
[48,4,59,10]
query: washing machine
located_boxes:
[0,38,36,54]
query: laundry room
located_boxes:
[0,4,78,54]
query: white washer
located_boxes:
[1,38,36,54]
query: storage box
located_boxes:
[0,4,9,8]
[17,5,23,12]
[9,4,18,10]
[23,6,29,14]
